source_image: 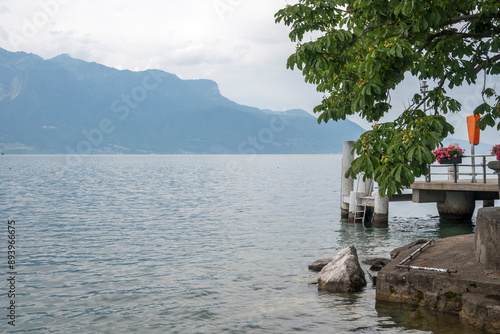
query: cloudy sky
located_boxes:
[0,0,498,144]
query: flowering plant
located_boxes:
[432,145,465,163]
[492,144,500,160]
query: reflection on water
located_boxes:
[376,301,485,334]
[438,219,475,238]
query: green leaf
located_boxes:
[480,114,496,129]
[403,165,415,184]
[474,103,490,116]
[394,165,403,183]
[484,88,496,98]
[415,146,423,163]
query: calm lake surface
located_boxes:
[0,155,487,333]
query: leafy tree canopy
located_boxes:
[275,0,500,197]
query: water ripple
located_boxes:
[0,155,480,333]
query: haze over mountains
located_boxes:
[0,48,364,154]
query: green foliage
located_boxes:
[346,112,453,197]
[276,0,500,197]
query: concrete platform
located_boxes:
[376,234,500,333]
[411,179,499,203]
[411,179,499,192]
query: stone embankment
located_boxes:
[376,208,500,333]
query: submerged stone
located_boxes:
[363,258,391,272]
[308,258,333,272]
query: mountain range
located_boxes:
[0,48,364,154]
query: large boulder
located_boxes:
[318,246,367,293]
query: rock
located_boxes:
[317,246,367,293]
[308,258,333,272]
[367,271,378,285]
[461,293,500,333]
[363,258,392,271]
[390,239,428,259]
[363,258,392,286]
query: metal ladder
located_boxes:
[353,175,374,223]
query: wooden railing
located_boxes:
[425,154,496,183]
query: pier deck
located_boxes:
[411,179,499,192]
[411,179,499,203]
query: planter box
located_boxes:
[439,156,462,164]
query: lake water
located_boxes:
[0,155,487,333]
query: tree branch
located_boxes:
[474,53,500,73]
[417,27,500,52]
[439,13,500,27]
[403,77,447,116]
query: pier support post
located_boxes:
[341,141,355,219]
[348,191,358,222]
[436,191,475,222]
[373,192,389,226]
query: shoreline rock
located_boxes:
[317,246,367,293]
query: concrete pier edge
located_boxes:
[376,208,500,333]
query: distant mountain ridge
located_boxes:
[0,48,364,154]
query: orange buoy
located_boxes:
[467,115,481,145]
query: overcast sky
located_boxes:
[0,0,497,144]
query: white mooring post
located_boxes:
[373,191,389,226]
[447,142,460,182]
[348,191,358,222]
[341,141,355,219]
